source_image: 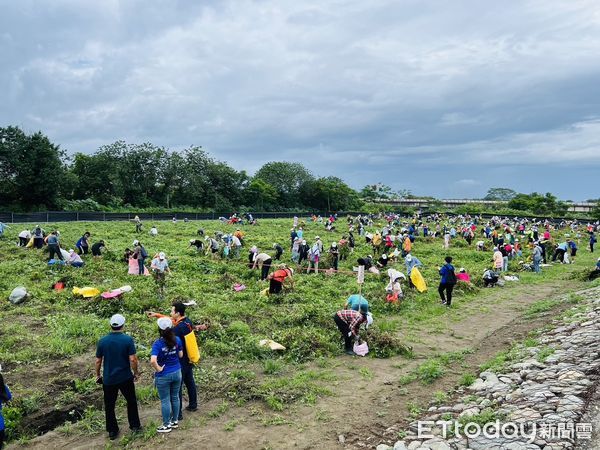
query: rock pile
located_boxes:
[375,287,600,450]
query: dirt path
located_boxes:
[14,279,584,450]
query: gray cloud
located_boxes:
[2,0,600,200]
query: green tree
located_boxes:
[254,162,314,208]
[245,178,279,210]
[484,187,518,201]
[0,126,68,210]
[303,176,362,211]
[508,192,567,215]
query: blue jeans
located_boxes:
[155,370,182,426]
[138,258,145,275]
[533,257,541,273]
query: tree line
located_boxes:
[1,126,595,217]
[0,126,366,212]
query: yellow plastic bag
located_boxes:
[184,329,201,364]
[26,237,34,248]
[260,287,269,296]
[72,287,101,298]
[410,267,427,293]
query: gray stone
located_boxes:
[422,439,452,450]
[393,442,408,450]
[376,445,393,450]
[459,407,480,418]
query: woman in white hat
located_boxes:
[151,317,183,433]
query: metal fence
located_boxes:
[0,210,592,224]
[0,211,347,224]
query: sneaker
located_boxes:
[345,350,356,356]
[108,431,119,440]
[169,421,179,429]
[157,425,172,433]
[185,406,198,412]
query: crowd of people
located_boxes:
[1,211,599,444]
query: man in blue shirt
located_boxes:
[438,256,457,307]
[95,314,141,440]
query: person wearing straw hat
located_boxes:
[95,314,141,440]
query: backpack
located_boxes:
[446,266,457,285]
[140,246,148,259]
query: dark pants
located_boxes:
[138,258,145,275]
[102,378,141,433]
[571,248,577,257]
[77,245,89,255]
[0,429,4,450]
[333,314,353,350]
[274,250,283,260]
[33,237,44,249]
[261,259,272,280]
[591,242,595,252]
[19,237,28,246]
[269,279,283,294]
[438,283,454,305]
[552,249,565,262]
[48,244,63,260]
[331,256,338,270]
[178,362,197,419]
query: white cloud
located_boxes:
[1,0,600,199]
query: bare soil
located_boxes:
[11,278,585,450]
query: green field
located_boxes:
[0,217,597,447]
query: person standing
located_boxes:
[329,242,339,271]
[438,256,457,307]
[95,314,141,440]
[590,232,596,253]
[532,242,543,273]
[298,240,309,265]
[134,215,143,233]
[492,247,503,273]
[133,240,148,275]
[290,228,298,250]
[0,368,12,450]
[146,304,208,419]
[151,318,183,433]
[47,231,63,261]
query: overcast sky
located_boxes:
[2,0,600,201]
